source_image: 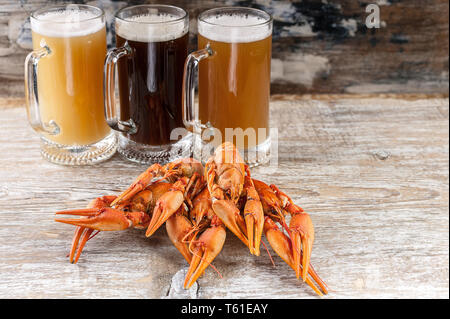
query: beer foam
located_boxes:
[198,14,272,43]
[116,14,188,42]
[31,9,104,37]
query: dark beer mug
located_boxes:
[104,5,190,164]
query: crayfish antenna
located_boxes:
[307,264,329,295]
[261,240,276,267]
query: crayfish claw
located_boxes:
[166,209,194,263]
[264,217,325,296]
[145,187,185,237]
[55,207,143,231]
[56,207,100,217]
[243,171,264,256]
[211,199,248,247]
[289,212,314,281]
[184,219,226,289]
[70,227,95,264]
[69,227,86,263]
[244,212,264,256]
[57,196,117,263]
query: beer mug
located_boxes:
[104,5,190,164]
[25,5,117,165]
[183,7,273,166]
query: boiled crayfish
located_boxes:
[55,142,328,295]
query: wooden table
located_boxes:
[0,95,448,298]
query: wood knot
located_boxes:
[372,150,390,161]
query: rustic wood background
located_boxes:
[0,95,448,298]
[0,0,449,97]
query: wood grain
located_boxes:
[0,0,448,96]
[0,95,448,298]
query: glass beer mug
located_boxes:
[183,7,273,166]
[104,5,191,164]
[25,5,117,165]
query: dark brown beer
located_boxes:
[116,32,188,145]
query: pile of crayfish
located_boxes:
[55,142,328,295]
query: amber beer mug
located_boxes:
[183,7,272,165]
[25,5,116,165]
[104,5,190,164]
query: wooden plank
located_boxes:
[0,0,448,96]
[0,95,447,298]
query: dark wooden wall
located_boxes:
[0,0,448,97]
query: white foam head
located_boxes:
[198,12,272,43]
[116,13,188,42]
[31,6,104,38]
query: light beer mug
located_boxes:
[104,5,190,164]
[25,5,117,165]
[183,7,273,166]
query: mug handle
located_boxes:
[182,44,213,133]
[24,44,60,135]
[103,44,137,134]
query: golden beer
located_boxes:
[183,8,273,165]
[25,5,116,165]
[198,34,271,148]
[31,13,109,145]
